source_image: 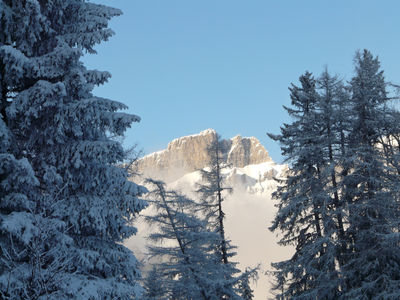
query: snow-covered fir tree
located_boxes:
[269,51,400,299]
[1,1,146,298]
[316,69,351,270]
[269,72,342,298]
[142,266,167,300]
[0,2,74,298]
[143,179,240,300]
[340,50,400,299]
[196,134,257,299]
[197,134,233,265]
[238,271,254,300]
[0,111,72,299]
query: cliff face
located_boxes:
[227,134,272,167]
[135,129,272,182]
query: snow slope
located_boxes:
[169,161,287,196]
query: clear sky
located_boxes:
[85,0,400,163]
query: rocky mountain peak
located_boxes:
[135,129,272,182]
[227,134,272,168]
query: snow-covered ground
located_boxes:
[124,161,293,299]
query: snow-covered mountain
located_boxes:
[135,129,286,194]
[126,130,291,299]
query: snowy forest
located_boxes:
[1,1,400,300]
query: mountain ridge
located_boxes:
[136,129,273,182]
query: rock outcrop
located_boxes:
[227,134,272,167]
[135,129,272,182]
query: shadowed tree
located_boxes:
[269,51,400,299]
[340,50,400,299]
[144,179,244,299]
[196,134,257,299]
[0,1,146,298]
[269,72,343,299]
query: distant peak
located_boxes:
[231,134,242,140]
[137,129,272,182]
[167,129,216,147]
[199,128,216,135]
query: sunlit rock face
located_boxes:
[135,129,272,182]
[227,134,272,167]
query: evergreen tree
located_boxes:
[197,133,233,265]
[0,113,71,299]
[269,51,400,299]
[196,133,256,299]
[316,69,351,270]
[268,72,341,298]
[340,50,400,299]
[238,272,254,300]
[0,2,73,298]
[143,179,236,300]
[142,266,167,300]
[1,1,146,298]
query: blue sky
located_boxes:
[85,0,400,163]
